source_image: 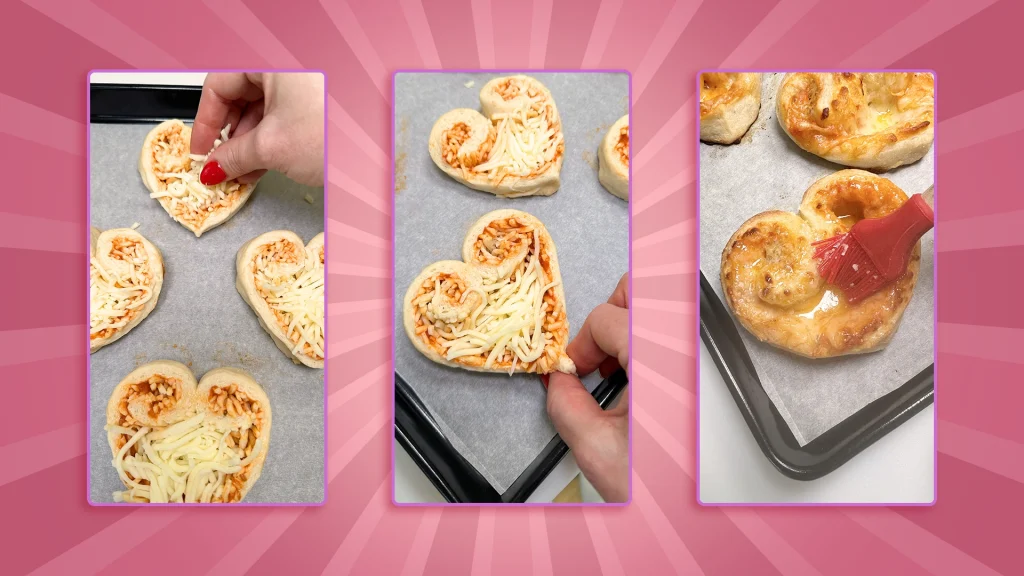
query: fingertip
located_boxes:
[199,160,227,186]
[236,169,266,184]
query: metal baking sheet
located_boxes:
[89,122,325,503]
[394,72,629,492]
[699,72,935,446]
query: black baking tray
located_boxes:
[395,368,628,503]
[90,83,202,123]
[699,272,934,480]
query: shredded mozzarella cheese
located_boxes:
[473,99,562,181]
[425,228,560,373]
[255,243,325,361]
[90,237,154,342]
[107,412,263,503]
[150,124,244,228]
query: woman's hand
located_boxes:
[545,273,630,503]
[191,72,324,187]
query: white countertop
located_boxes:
[394,441,589,504]
[90,72,206,85]
[699,341,935,504]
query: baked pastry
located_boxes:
[598,115,629,200]
[776,72,934,170]
[105,361,271,503]
[700,73,762,144]
[428,75,564,198]
[403,209,576,375]
[720,170,921,358]
[236,231,325,368]
[90,227,164,353]
[139,120,257,237]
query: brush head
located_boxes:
[813,234,887,302]
[813,193,933,303]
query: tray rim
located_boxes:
[698,271,934,484]
[390,69,633,505]
[694,69,938,498]
[85,80,330,505]
[394,368,628,504]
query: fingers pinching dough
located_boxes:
[428,75,564,198]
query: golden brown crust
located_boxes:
[776,73,934,170]
[720,170,920,358]
[427,76,564,198]
[700,73,761,144]
[402,209,576,375]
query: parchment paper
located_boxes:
[699,73,935,446]
[89,123,325,503]
[394,73,629,492]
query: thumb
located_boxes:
[203,125,268,183]
[546,371,605,450]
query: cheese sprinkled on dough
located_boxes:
[90,236,155,342]
[413,219,567,374]
[254,240,325,361]
[149,123,245,229]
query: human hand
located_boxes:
[545,273,629,503]
[191,72,324,187]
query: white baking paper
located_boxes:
[699,73,935,446]
[89,123,325,503]
[394,73,629,492]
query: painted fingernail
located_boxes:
[541,374,549,389]
[200,160,227,185]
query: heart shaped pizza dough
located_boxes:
[139,120,257,237]
[236,231,325,368]
[700,73,762,144]
[777,72,934,170]
[598,114,629,200]
[90,227,164,353]
[720,170,921,358]
[105,361,272,503]
[428,75,564,198]
[403,209,576,375]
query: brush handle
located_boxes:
[850,193,934,278]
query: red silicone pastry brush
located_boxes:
[813,192,934,303]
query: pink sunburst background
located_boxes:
[2,0,1023,574]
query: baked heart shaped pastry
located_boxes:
[139,120,257,237]
[105,361,272,503]
[403,209,576,375]
[700,73,762,144]
[720,170,921,358]
[236,231,325,368]
[428,75,564,198]
[90,227,164,353]
[776,72,934,170]
[599,114,629,200]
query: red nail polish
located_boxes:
[541,374,549,389]
[200,160,227,185]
